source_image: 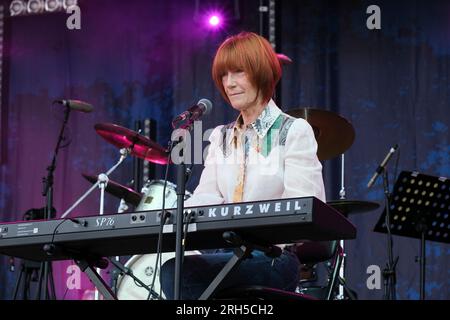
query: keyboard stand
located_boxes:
[199,231,281,300]
[46,244,117,300]
[75,259,117,300]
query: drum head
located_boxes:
[136,180,192,212]
[116,251,200,300]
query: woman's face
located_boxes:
[222,70,262,112]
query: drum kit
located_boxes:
[76,123,195,299]
[76,102,379,300]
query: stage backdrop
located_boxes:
[0,0,448,300]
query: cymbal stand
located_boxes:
[92,173,110,300]
[337,154,346,300]
[110,199,129,294]
[61,148,128,299]
[61,148,129,219]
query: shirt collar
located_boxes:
[232,99,282,141]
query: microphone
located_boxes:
[54,99,94,113]
[172,99,212,126]
[367,144,399,188]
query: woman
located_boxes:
[160,31,326,300]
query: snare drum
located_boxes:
[116,251,200,300]
[136,180,192,211]
[117,180,195,299]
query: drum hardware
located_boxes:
[115,251,201,300]
[82,174,143,297]
[325,199,380,299]
[90,123,196,300]
[61,148,129,219]
[82,173,142,207]
[323,198,379,299]
[327,200,380,216]
[94,123,169,165]
[338,153,346,300]
[140,178,193,300]
[288,107,382,299]
[135,180,192,212]
[286,108,355,161]
[75,105,359,300]
[61,147,129,300]
[287,107,354,299]
[107,257,161,300]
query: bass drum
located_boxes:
[136,180,192,211]
[116,251,201,300]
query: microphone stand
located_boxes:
[381,169,399,300]
[38,105,72,300]
[170,120,195,300]
[173,136,186,300]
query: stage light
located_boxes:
[62,0,77,10]
[9,0,26,16]
[27,0,44,14]
[45,0,61,12]
[205,11,224,30]
[9,0,73,17]
[208,15,220,27]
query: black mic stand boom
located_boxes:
[37,105,72,300]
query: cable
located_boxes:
[146,137,193,300]
[147,150,171,300]
[47,219,70,255]
[182,209,195,262]
[45,218,84,256]
[34,218,70,300]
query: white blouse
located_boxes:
[185,100,326,208]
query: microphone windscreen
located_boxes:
[198,98,212,115]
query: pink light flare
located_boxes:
[208,15,221,27]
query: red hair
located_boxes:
[212,32,282,105]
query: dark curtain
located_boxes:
[0,0,448,299]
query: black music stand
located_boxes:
[374,171,450,300]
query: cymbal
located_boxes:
[286,108,355,160]
[95,123,168,164]
[82,173,142,207]
[327,200,380,216]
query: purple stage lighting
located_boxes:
[206,12,223,29]
[209,15,220,26]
